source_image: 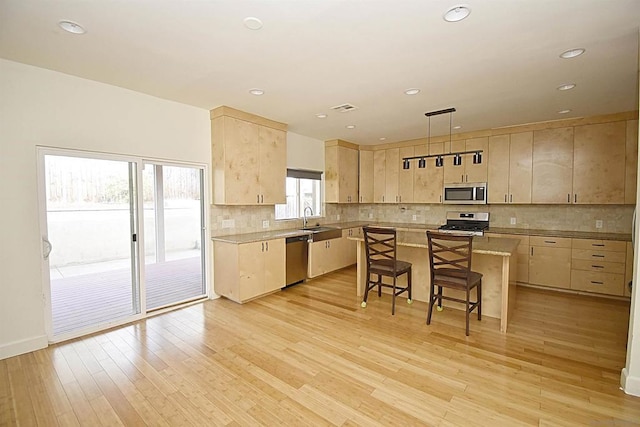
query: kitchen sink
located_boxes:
[300,226,342,242]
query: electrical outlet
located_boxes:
[336,214,340,221]
[262,220,269,228]
[510,217,516,225]
[368,213,374,219]
[412,214,417,221]
[222,219,235,228]
[595,220,603,229]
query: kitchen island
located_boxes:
[349,231,520,333]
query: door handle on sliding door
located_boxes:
[42,237,52,260]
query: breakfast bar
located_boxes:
[349,231,520,333]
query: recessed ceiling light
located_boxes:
[315,113,327,119]
[557,83,576,91]
[379,137,387,141]
[249,88,264,96]
[558,109,572,114]
[404,88,420,95]
[243,17,263,30]
[453,125,462,130]
[58,20,86,34]
[443,5,471,22]
[560,48,585,59]
[346,125,356,129]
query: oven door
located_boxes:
[443,182,487,204]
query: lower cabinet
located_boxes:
[213,239,285,303]
[308,228,359,278]
[529,236,572,289]
[570,238,626,296]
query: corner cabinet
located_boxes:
[325,140,359,203]
[211,106,287,205]
[213,239,285,303]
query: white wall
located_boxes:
[0,59,211,359]
[286,131,324,172]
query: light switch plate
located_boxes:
[368,213,373,219]
[262,220,269,228]
[412,215,417,221]
[222,219,235,228]
[336,214,340,221]
[510,217,516,225]
[595,220,603,229]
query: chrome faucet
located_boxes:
[303,206,314,228]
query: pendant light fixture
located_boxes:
[401,107,483,169]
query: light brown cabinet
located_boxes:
[211,107,287,205]
[213,239,285,303]
[528,236,572,289]
[444,137,488,184]
[359,150,374,203]
[308,229,359,278]
[625,120,639,204]
[413,142,444,203]
[570,238,626,295]
[325,140,359,203]
[398,146,414,203]
[385,148,400,203]
[532,127,574,204]
[625,242,633,297]
[572,122,626,204]
[373,150,386,203]
[488,132,532,204]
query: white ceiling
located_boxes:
[1,0,639,145]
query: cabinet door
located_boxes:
[443,139,466,184]
[532,127,573,204]
[464,137,488,183]
[625,120,638,204]
[221,117,260,205]
[259,126,286,204]
[509,132,533,203]
[263,239,285,293]
[359,150,374,203]
[238,241,265,300]
[308,240,328,278]
[398,146,414,203]
[342,229,357,266]
[573,122,626,204]
[373,150,386,203]
[385,148,399,203]
[413,142,444,203]
[488,135,510,203]
[529,239,572,289]
[339,146,359,203]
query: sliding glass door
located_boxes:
[142,163,206,310]
[42,153,140,338]
[39,149,207,341]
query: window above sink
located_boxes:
[275,169,322,221]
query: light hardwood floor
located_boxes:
[2,266,639,426]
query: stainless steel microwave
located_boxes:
[443,182,487,204]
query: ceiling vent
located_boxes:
[330,103,359,113]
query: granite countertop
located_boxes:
[349,231,519,257]
[212,222,631,244]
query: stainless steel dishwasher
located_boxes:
[285,235,309,286]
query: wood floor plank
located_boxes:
[2,266,639,426]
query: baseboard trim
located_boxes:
[0,335,48,360]
[621,367,640,397]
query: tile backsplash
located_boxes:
[211,203,634,236]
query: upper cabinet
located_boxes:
[626,120,639,204]
[211,106,287,205]
[488,132,533,204]
[532,127,574,204]
[325,140,359,203]
[358,149,374,203]
[443,137,488,184]
[414,142,444,204]
[573,122,626,204]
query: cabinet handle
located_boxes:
[567,194,570,203]
[592,265,604,269]
[382,195,385,202]
[261,195,264,203]
[592,244,605,247]
[531,247,534,256]
[360,196,362,203]
[257,194,260,203]
[261,242,264,252]
[510,194,513,203]
[440,195,442,203]
[461,174,464,182]
[399,196,401,202]
[504,194,507,203]
[544,240,556,244]
[265,241,269,251]
[590,281,604,285]
[465,174,468,182]
[574,194,577,203]
[592,254,605,258]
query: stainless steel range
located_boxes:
[438,212,489,236]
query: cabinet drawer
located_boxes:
[529,236,572,248]
[571,239,626,252]
[571,259,625,274]
[570,270,624,296]
[571,249,626,263]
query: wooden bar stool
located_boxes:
[361,226,412,314]
[426,231,482,335]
